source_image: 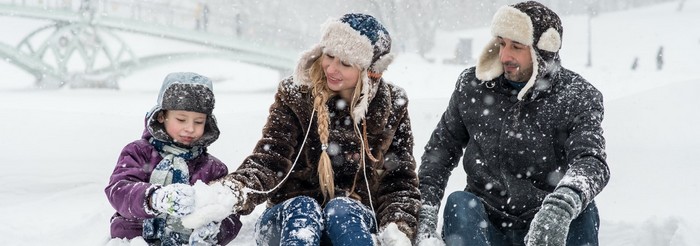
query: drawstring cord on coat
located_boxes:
[242,108,379,226]
[354,118,379,226]
[245,109,317,195]
[362,121,379,163]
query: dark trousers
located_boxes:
[442,191,599,246]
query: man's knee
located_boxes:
[446,191,483,211]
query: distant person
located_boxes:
[416,1,610,246]
[201,3,209,31]
[195,2,209,31]
[233,12,242,37]
[656,46,664,70]
[105,72,241,245]
[632,57,639,70]
[200,13,421,245]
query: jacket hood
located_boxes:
[476,1,563,101]
[145,72,220,148]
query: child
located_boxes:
[105,72,241,245]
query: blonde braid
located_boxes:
[309,58,335,203]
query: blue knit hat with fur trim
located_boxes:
[337,13,392,69]
[294,13,394,122]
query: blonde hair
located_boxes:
[308,56,365,203]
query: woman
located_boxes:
[216,13,420,245]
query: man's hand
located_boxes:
[525,187,582,246]
[416,204,445,246]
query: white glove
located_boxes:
[189,221,220,246]
[376,222,412,246]
[150,183,195,217]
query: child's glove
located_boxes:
[525,187,582,246]
[149,183,195,217]
[188,221,220,246]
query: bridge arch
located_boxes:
[0,2,297,89]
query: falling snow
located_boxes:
[1,1,699,246]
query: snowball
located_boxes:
[379,222,412,246]
[418,237,446,246]
[181,180,238,229]
[105,236,148,246]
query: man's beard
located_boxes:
[503,62,533,82]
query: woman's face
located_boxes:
[158,110,207,146]
[321,53,360,101]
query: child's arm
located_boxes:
[105,141,159,219]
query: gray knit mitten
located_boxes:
[525,187,582,246]
[416,204,441,245]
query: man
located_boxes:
[416,1,609,246]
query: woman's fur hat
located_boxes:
[294,13,393,122]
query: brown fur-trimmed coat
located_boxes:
[220,76,421,238]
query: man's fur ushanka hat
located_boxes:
[476,1,564,101]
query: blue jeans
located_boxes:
[442,191,599,246]
[256,196,376,246]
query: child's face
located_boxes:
[158,110,207,146]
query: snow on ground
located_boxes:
[1,1,699,245]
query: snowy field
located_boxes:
[1,1,699,245]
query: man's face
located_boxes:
[498,37,534,82]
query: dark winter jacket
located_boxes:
[220,76,421,239]
[105,128,241,244]
[418,66,609,229]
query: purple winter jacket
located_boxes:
[105,129,241,244]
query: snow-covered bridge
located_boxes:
[0,1,296,88]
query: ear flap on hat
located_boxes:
[146,106,172,142]
[476,38,504,81]
[537,27,562,52]
[294,45,323,87]
[352,71,371,123]
[517,46,540,100]
[352,53,392,123]
[370,53,394,74]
